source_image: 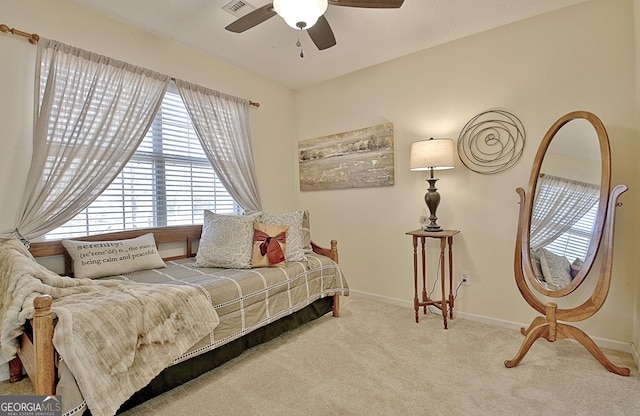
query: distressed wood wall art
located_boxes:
[298,123,395,191]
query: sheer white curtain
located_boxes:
[530,174,600,250]
[7,38,170,242]
[175,79,262,212]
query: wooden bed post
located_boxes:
[330,240,340,318]
[8,357,23,383]
[332,294,340,318]
[16,295,56,395]
[32,295,55,395]
[330,240,339,264]
[310,240,341,317]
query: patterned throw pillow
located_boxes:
[539,248,572,289]
[195,210,261,269]
[251,222,288,268]
[302,210,312,253]
[260,210,307,262]
[62,233,166,278]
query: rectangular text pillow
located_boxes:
[62,233,166,279]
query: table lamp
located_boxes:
[410,138,455,231]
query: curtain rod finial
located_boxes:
[1,23,39,44]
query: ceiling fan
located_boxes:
[225,0,405,51]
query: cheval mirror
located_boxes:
[504,110,630,376]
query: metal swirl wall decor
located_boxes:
[457,110,525,175]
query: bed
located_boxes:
[2,215,348,416]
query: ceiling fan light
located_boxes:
[273,0,328,30]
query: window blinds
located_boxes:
[45,87,239,240]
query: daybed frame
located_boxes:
[9,225,341,405]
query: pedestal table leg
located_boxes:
[447,236,454,319]
[412,235,419,323]
[421,237,427,315]
[439,237,448,329]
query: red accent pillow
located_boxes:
[251,222,288,268]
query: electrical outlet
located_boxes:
[461,272,470,286]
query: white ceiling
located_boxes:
[70,0,590,90]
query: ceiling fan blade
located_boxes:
[328,0,404,8]
[225,3,277,33]
[307,15,336,50]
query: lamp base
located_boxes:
[424,176,442,232]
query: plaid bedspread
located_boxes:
[109,253,349,362]
[59,253,348,415]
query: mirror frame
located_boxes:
[522,111,611,297]
[507,110,629,375]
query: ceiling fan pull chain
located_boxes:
[297,37,304,58]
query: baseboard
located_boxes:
[632,341,640,369]
[349,290,414,309]
[349,290,634,354]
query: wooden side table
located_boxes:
[406,229,460,329]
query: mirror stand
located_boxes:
[505,185,630,376]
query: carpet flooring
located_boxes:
[3,296,640,415]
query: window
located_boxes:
[44,86,240,240]
[543,203,597,261]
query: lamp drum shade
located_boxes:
[409,138,455,171]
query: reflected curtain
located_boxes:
[530,174,600,250]
[175,79,262,212]
[7,38,170,242]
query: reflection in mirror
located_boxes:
[530,175,599,290]
[528,118,602,293]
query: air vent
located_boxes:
[222,0,256,18]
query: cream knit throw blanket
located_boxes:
[0,238,220,416]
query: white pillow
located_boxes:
[62,233,166,279]
[530,248,545,282]
[194,210,261,268]
[260,210,307,262]
[539,248,572,290]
